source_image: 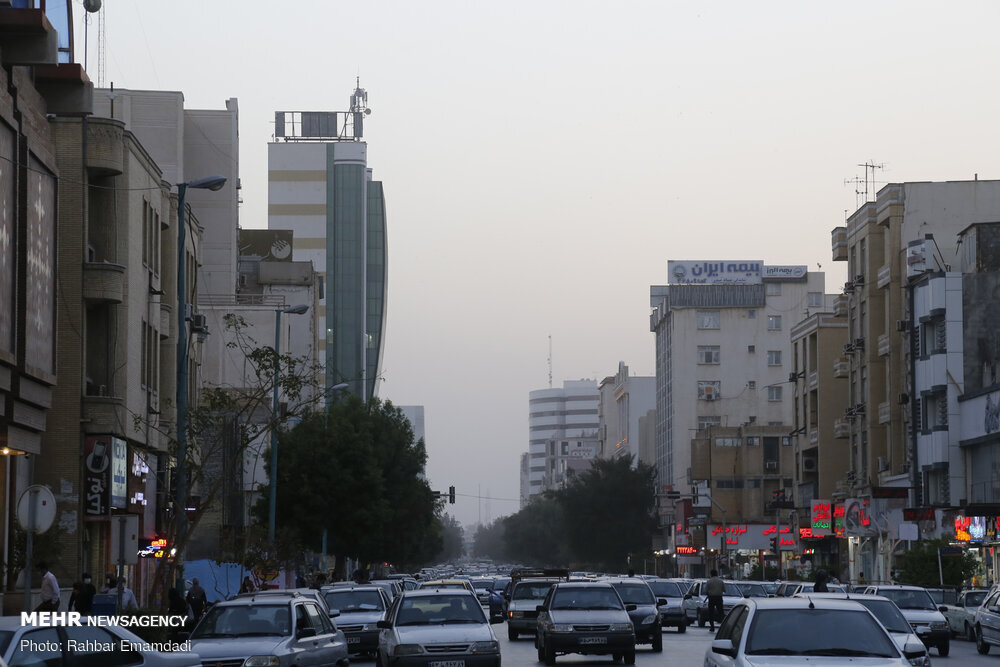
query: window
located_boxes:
[697,310,720,329]
[808,292,823,307]
[747,344,755,353]
[768,315,782,331]
[698,381,721,401]
[747,478,762,488]
[715,438,741,447]
[698,416,722,430]
[746,437,759,446]
[782,436,792,446]
[767,350,782,366]
[766,283,782,296]
[748,309,756,318]
[748,381,756,390]
[698,345,720,364]
[716,479,744,489]
[768,386,783,401]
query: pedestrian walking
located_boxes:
[186,577,208,621]
[35,562,61,612]
[704,569,725,631]
[814,570,830,593]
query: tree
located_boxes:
[140,314,325,608]
[436,514,465,562]
[474,518,507,561]
[896,538,979,587]
[552,456,657,571]
[502,496,568,566]
[256,395,442,576]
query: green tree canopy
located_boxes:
[256,395,442,574]
[896,538,979,587]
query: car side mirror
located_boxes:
[938,606,948,613]
[297,627,318,639]
[902,639,927,660]
[711,639,736,657]
[625,604,637,612]
[376,620,391,629]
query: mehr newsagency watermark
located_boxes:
[21,612,192,653]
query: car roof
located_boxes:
[739,597,871,611]
[604,578,652,585]
[553,581,616,588]
[402,588,478,598]
[795,592,892,602]
[867,585,927,591]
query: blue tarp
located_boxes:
[183,560,295,601]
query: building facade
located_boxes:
[523,380,600,500]
[597,362,655,466]
[268,88,387,404]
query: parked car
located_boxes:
[704,597,927,666]
[237,587,333,617]
[375,589,500,667]
[863,584,950,656]
[322,584,392,655]
[798,592,931,665]
[606,578,663,651]
[535,581,637,665]
[189,593,349,667]
[504,570,568,640]
[773,581,847,597]
[646,578,688,632]
[942,588,987,640]
[0,617,202,666]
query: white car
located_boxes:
[863,585,950,656]
[0,616,201,666]
[798,593,930,666]
[942,588,987,640]
[376,589,500,667]
[704,597,928,666]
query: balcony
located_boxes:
[82,261,126,303]
[808,370,818,390]
[159,302,173,337]
[833,293,849,317]
[81,394,127,435]
[809,428,819,444]
[877,333,891,357]
[834,418,851,438]
[832,226,848,261]
[878,401,891,425]
[833,357,850,378]
[877,264,892,289]
[84,118,125,175]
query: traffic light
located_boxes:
[449,486,456,504]
[770,537,778,553]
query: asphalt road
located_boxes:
[353,623,1000,666]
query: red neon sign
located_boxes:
[676,546,698,554]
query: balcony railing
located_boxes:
[833,418,851,438]
[832,226,848,261]
[878,401,891,425]
[877,264,891,289]
[877,333,891,357]
[833,293,849,317]
[833,357,850,378]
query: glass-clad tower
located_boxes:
[268,85,386,402]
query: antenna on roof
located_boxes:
[548,335,553,389]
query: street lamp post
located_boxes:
[175,175,226,596]
[267,304,310,544]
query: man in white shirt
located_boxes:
[35,562,60,611]
[117,577,138,611]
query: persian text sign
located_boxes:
[83,436,110,519]
[708,523,794,550]
[811,500,833,536]
[668,260,763,285]
[763,265,808,280]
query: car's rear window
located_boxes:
[648,581,683,597]
[551,587,623,610]
[611,583,655,604]
[513,582,555,600]
[193,604,291,638]
[396,595,485,625]
[325,589,385,612]
[745,608,898,657]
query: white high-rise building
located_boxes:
[650,262,827,499]
[524,380,600,500]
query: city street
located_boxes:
[351,625,1000,666]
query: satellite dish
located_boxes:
[17,485,57,534]
[364,109,372,116]
[83,0,102,12]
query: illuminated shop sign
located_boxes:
[668,260,763,285]
[676,546,698,555]
[811,500,832,536]
[708,523,794,551]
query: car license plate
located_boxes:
[579,637,607,645]
[348,637,361,644]
[429,661,465,667]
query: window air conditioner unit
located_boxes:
[764,461,778,471]
[877,456,889,472]
[190,313,208,332]
[843,343,855,355]
[238,274,248,288]
[896,320,909,332]
[897,393,909,405]
[843,281,855,294]
[854,274,865,285]
[854,338,865,349]
[854,403,866,414]
[801,457,818,473]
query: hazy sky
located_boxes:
[75,1,1000,530]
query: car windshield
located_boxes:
[723,583,746,596]
[611,584,655,604]
[739,584,768,598]
[761,583,779,594]
[649,581,683,597]
[471,580,492,592]
[551,587,623,610]
[395,595,486,626]
[192,604,291,638]
[966,591,987,607]
[857,599,911,634]
[513,582,555,600]
[744,608,898,657]
[879,589,936,611]
[325,589,385,613]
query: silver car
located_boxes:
[323,585,392,655]
[376,589,500,667]
[189,594,349,667]
[705,597,927,666]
